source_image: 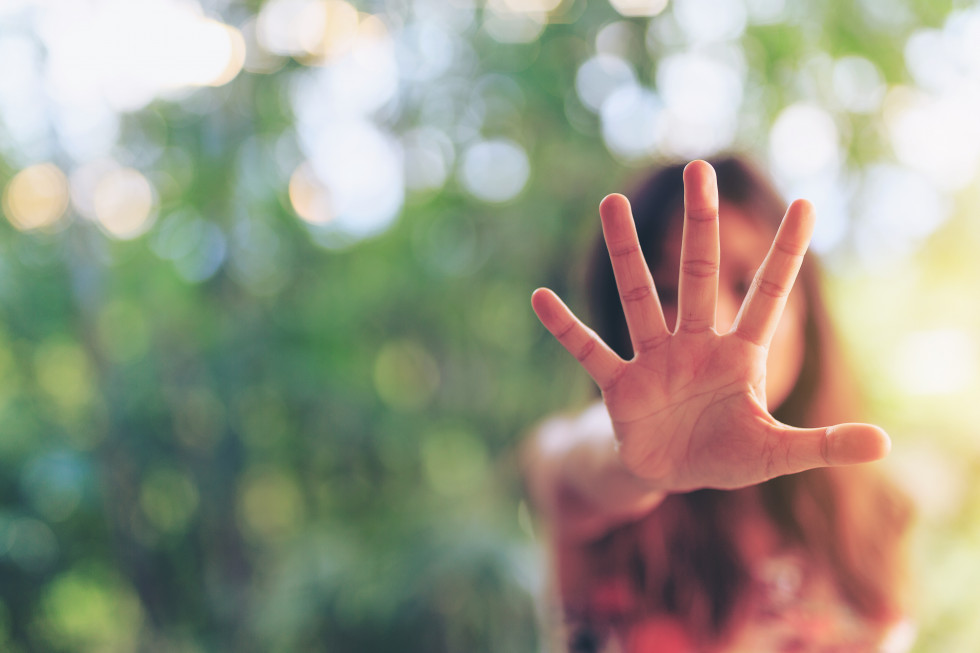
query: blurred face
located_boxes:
[651,202,806,410]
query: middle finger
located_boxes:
[676,160,720,335]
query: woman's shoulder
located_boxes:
[532,401,611,452]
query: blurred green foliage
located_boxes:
[1,0,978,651]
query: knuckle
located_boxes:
[609,242,642,258]
[600,364,628,392]
[554,321,577,340]
[754,278,789,299]
[681,259,719,278]
[732,328,765,347]
[634,333,670,354]
[574,339,596,362]
[677,321,712,335]
[761,435,781,478]
[621,285,653,303]
[774,240,807,257]
[686,206,718,222]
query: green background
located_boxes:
[2,0,980,650]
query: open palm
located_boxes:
[532,161,889,492]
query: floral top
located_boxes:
[562,548,915,653]
[722,550,915,653]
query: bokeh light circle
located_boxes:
[459,139,530,203]
[768,103,839,180]
[832,55,885,113]
[402,127,455,192]
[600,84,662,161]
[610,0,669,18]
[575,54,636,113]
[2,163,71,231]
[298,0,360,61]
[92,168,156,239]
[289,161,334,225]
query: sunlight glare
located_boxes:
[896,329,977,396]
[884,87,980,192]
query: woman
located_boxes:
[525,158,913,652]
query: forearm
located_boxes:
[524,404,666,541]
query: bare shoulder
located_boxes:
[531,401,612,455]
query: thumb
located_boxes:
[774,422,892,475]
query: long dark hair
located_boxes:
[559,156,911,647]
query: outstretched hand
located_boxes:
[532,160,889,493]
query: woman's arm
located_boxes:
[523,403,665,541]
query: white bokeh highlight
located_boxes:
[459,139,530,203]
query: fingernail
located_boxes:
[825,424,890,465]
